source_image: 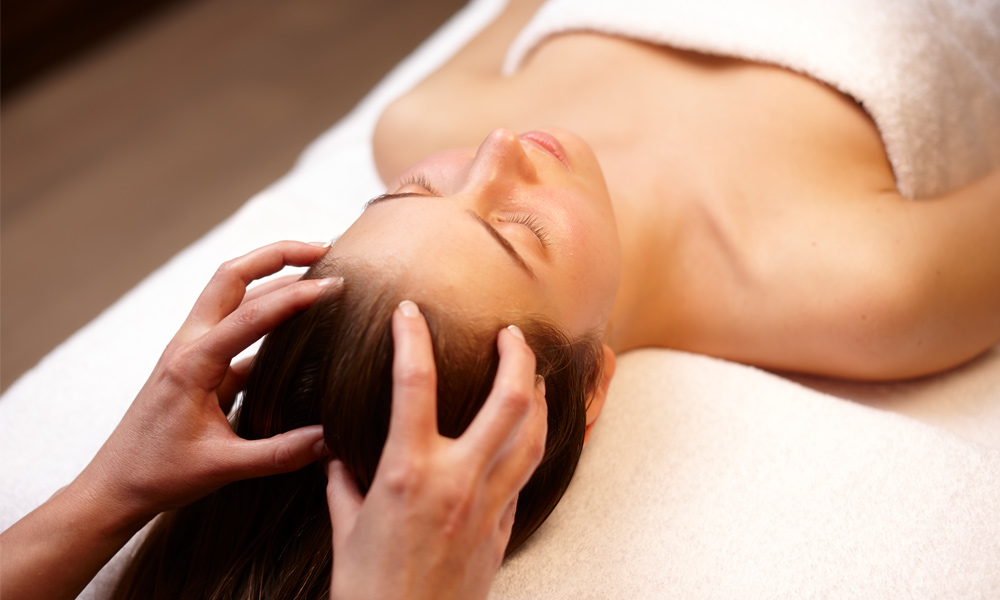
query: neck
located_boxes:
[602,181,676,355]
[598,153,724,356]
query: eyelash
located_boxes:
[506,213,551,247]
[400,172,550,246]
[398,173,438,195]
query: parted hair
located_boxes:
[113,260,604,600]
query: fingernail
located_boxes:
[535,374,546,397]
[312,437,328,457]
[506,324,525,341]
[308,241,332,248]
[316,276,344,288]
[398,300,420,317]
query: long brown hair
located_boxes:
[114,260,604,599]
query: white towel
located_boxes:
[503,0,1000,199]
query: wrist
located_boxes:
[66,461,157,541]
[0,472,154,600]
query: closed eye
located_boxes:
[364,174,549,250]
[505,213,550,247]
[398,173,441,196]
[364,173,441,209]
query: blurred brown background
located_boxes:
[1,0,468,391]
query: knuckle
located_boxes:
[524,435,546,467]
[381,460,424,496]
[438,478,474,521]
[501,388,532,414]
[395,363,435,390]
[231,302,261,327]
[161,347,197,384]
[214,259,238,279]
[271,442,295,471]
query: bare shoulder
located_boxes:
[693,170,1000,380]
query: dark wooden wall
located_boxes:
[2,0,194,97]
[1,0,468,390]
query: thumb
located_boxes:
[325,459,363,554]
[228,425,326,479]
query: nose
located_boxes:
[465,128,538,193]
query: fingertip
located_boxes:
[299,423,325,437]
[325,459,345,498]
[325,460,363,510]
[285,424,326,464]
[397,299,422,318]
[324,457,340,479]
[312,437,329,459]
[499,325,533,357]
[534,374,546,398]
[316,276,344,288]
[230,355,256,375]
[496,324,537,369]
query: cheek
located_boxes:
[550,215,621,331]
[554,198,619,272]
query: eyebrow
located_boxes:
[466,210,536,279]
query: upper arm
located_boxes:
[899,168,1000,373]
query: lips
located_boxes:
[519,131,571,171]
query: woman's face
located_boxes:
[331,128,621,336]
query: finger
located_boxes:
[487,377,547,498]
[243,274,304,305]
[223,424,326,480]
[217,355,255,415]
[460,326,538,467]
[185,241,330,332]
[325,459,363,555]
[386,300,439,451]
[198,277,342,367]
[499,494,517,538]
[493,495,518,565]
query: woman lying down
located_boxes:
[4,0,999,598]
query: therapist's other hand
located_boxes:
[74,241,339,527]
[326,301,548,600]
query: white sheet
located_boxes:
[2,0,998,597]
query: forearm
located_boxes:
[0,475,149,600]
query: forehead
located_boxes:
[332,199,551,320]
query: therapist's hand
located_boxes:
[1,241,340,600]
[76,240,340,525]
[326,300,548,600]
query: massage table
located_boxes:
[2,0,998,597]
